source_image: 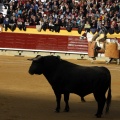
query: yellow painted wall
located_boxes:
[2,27,120,38]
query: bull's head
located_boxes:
[28,55,61,75]
[28,55,43,75]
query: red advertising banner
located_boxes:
[0,33,88,53]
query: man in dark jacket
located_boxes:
[0,13,4,24]
[9,16,16,31]
[3,15,9,31]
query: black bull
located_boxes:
[28,55,111,118]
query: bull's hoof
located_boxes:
[55,110,60,113]
[106,106,109,114]
[64,108,70,112]
[95,113,102,118]
[55,108,60,113]
[81,98,86,102]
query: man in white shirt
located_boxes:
[86,29,93,42]
[92,25,107,50]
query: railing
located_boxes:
[1,26,120,56]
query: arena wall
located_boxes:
[0,26,120,60]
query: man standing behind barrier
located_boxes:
[92,25,107,51]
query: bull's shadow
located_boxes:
[0,93,120,120]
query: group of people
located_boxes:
[0,0,119,32]
[0,0,120,49]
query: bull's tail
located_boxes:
[106,72,112,113]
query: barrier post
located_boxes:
[0,24,3,32]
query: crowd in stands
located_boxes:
[0,0,120,34]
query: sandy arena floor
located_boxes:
[0,55,120,120]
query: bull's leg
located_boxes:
[94,93,106,118]
[81,97,86,102]
[54,92,61,112]
[64,93,70,112]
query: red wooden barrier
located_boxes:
[0,33,88,54]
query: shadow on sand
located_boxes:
[0,93,120,120]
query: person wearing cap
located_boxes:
[92,24,107,51]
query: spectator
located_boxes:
[28,8,35,17]
[0,13,4,25]
[84,21,91,32]
[36,18,44,32]
[9,16,16,31]
[97,19,102,31]
[54,18,60,32]
[18,7,22,15]
[43,14,48,22]
[90,19,97,34]
[104,14,111,29]
[42,19,49,31]
[3,15,9,31]
[33,0,39,14]
[66,19,73,32]
[17,14,25,30]
[1,0,120,35]
[94,10,100,20]
[111,19,117,28]
[48,19,55,32]
[25,18,30,26]
[72,20,78,28]
[7,4,13,18]
[60,18,66,28]
[14,9,19,18]
[29,14,37,25]
[25,1,31,11]
[105,4,111,12]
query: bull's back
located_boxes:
[57,63,110,94]
[59,62,105,81]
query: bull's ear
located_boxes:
[33,55,42,61]
[57,55,61,59]
[35,55,41,58]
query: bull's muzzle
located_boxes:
[28,70,34,75]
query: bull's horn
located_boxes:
[35,55,41,58]
[27,55,42,61]
[57,55,61,59]
[27,58,34,61]
[33,55,42,61]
